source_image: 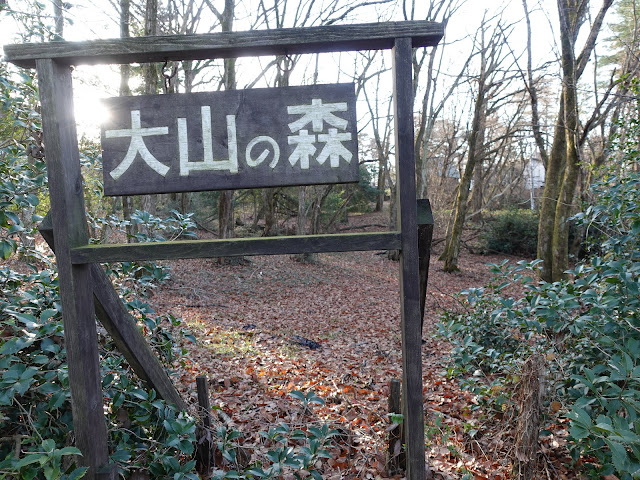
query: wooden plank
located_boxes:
[417,199,434,334]
[5,20,444,68]
[386,378,406,475]
[39,213,187,410]
[95,464,117,480]
[101,84,358,195]
[36,59,112,479]
[393,38,426,480]
[70,232,401,264]
[92,265,188,409]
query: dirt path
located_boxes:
[148,218,530,479]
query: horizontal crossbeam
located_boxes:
[70,232,401,264]
[4,20,443,68]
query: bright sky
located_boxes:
[0,0,611,138]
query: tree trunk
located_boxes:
[119,0,132,98]
[551,0,581,279]
[387,181,399,261]
[218,191,234,239]
[119,0,135,242]
[295,186,315,263]
[297,186,307,235]
[535,0,614,281]
[217,0,236,243]
[53,0,64,38]
[262,188,276,236]
[180,193,189,214]
[536,100,566,281]
[470,158,483,219]
[441,75,486,272]
[375,155,386,212]
[441,155,473,272]
[143,0,159,95]
[512,355,544,480]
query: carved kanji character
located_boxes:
[287,130,316,169]
[288,99,348,133]
[106,110,169,180]
[178,106,238,176]
[316,128,352,167]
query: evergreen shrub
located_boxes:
[440,87,640,479]
[482,209,538,256]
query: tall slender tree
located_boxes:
[531,0,614,281]
[213,0,236,241]
[409,0,468,200]
[118,0,137,242]
[440,19,523,272]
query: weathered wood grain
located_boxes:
[92,265,188,409]
[417,199,434,333]
[70,232,401,264]
[95,464,118,480]
[386,378,406,475]
[36,59,112,479]
[101,84,358,195]
[393,38,426,480]
[5,21,444,68]
[38,214,186,410]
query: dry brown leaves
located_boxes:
[146,213,576,480]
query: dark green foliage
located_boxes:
[482,209,538,256]
[440,86,640,479]
[0,64,47,260]
[348,165,379,213]
[0,256,199,478]
[210,394,339,480]
[437,260,540,413]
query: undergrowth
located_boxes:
[440,91,640,479]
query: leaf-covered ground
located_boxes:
[148,213,572,479]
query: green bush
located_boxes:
[440,85,640,479]
[0,260,201,478]
[482,209,538,256]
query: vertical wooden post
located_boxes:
[393,38,427,480]
[386,378,405,475]
[417,199,434,334]
[36,59,112,479]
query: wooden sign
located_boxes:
[100,83,358,195]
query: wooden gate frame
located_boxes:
[4,20,443,480]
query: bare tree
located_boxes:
[408,0,469,200]
[358,51,393,213]
[530,0,614,281]
[440,18,522,272]
[52,0,64,38]
[210,0,236,242]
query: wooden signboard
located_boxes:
[6,20,444,480]
[101,83,358,195]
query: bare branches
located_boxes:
[521,0,549,166]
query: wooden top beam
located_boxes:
[4,20,444,68]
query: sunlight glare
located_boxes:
[74,91,110,139]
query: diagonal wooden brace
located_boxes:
[39,212,187,411]
[417,199,434,336]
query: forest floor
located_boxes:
[147,210,576,480]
